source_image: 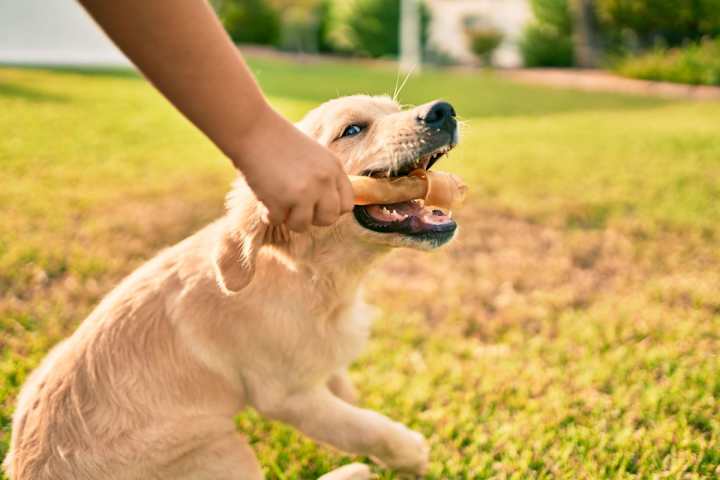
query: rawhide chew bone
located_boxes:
[350,169,467,210]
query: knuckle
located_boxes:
[288,218,309,232]
[314,219,334,227]
[266,208,284,221]
[290,181,310,197]
[318,169,333,181]
[315,214,338,226]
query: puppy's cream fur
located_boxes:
[5,96,456,480]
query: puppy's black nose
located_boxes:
[420,101,456,134]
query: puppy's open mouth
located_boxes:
[353,144,457,241]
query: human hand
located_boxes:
[231,106,354,232]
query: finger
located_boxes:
[286,202,314,233]
[262,202,288,226]
[336,174,354,214]
[313,190,341,227]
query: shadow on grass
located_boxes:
[0,65,138,103]
[2,56,672,117]
[0,64,139,79]
[37,66,140,79]
[0,82,67,103]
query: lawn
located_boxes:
[1,56,720,479]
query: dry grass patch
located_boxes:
[367,200,639,339]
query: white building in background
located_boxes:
[426,0,531,67]
[0,0,130,66]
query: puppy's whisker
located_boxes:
[394,65,415,102]
[392,68,402,102]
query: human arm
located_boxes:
[78,0,353,230]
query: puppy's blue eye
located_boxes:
[341,124,364,138]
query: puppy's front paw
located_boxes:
[378,424,429,476]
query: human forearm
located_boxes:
[78,0,354,231]
[78,0,271,169]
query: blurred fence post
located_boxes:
[400,0,421,73]
[570,0,600,68]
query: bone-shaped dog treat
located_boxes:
[350,170,467,209]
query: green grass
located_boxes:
[2,56,720,478]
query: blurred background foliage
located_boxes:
[210,0,429,58]
[208,0,720,85]
[614,37,720,86]
[595,0,720,49]
[467,28,504,66]
[211,0,281,45]
[345,0,430,58]
[519,0,575,67]
[520,0,720,84]
[207,0,720,85]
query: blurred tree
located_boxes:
[595,0,720,49]
[531,0,573,34]
[570,0,600,67]
[346,0,430,58]
[467,28,504,66]
[277,6,319,52]
[314,0,335,53]
[520,0,575,67]
[212,0,280,45]
[400,0,422,72]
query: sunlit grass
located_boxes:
[1,56,719,478]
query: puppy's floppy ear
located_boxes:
[212,220,265,295]
[211,181,269,295]
[213,180,292,294]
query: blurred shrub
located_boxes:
[595,0,720,49]
[346,0,430,58]
[213,0,280,45]
[276,0,336,53]
[532,0,573,34]
[520,24,574,67]
[424,46,460,66]
[520,0,574,67]
[278,6,319,52]
[314,0,336,53]
[615,38,720,86]
[468,28,503,65]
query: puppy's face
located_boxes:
[298,95,460,250]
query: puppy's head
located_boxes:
[214,95,460,294]
[299,95,460,251]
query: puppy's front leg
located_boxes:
[327,369,358,404]
[263,387,428,475]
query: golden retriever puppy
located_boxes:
[4,95,460,480]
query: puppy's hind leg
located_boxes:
[318,463,372,480]
[164,432,263,480]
